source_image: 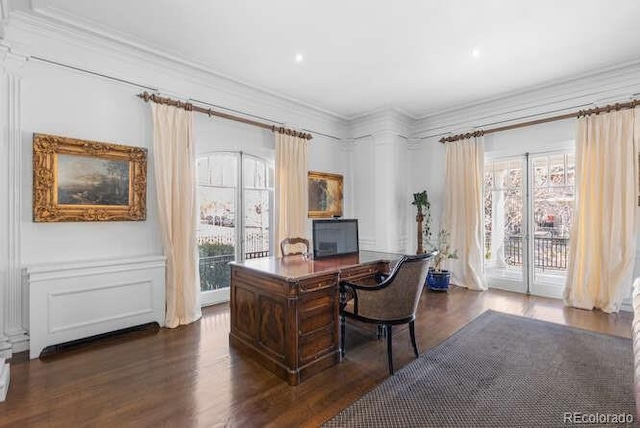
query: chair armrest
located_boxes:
[340,280,388,292]
[375,273,388,283]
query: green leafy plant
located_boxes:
[430,229,458,272]
[411,190,432,243]
[198,242,235,291]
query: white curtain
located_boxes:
[275,132,309,256]
[564,108,638,313]
[151,103,202,328]
[443,136,488,291]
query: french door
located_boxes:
[484,150,575,298]
[196,152,274,306]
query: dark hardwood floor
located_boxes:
[1,287,633,427]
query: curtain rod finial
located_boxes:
[137,92,153,102]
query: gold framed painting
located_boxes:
[308,171,343,218]
[33,133,147,222]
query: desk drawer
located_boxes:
[299,291,335,335]
[340,263,381,282]
[299,326,336,364]
[298,274,337,293]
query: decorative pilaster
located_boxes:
[0,0,9,38]
[1,46,29,364]
[372,132,399,253]
[407,138,422,151]
[340,139,357,219]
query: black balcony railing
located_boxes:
[246,251,270,259]
[199,254,235,291]
[198,251,271,292]
[486,234,569,271]
[197,228,272,291]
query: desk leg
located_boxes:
[340,313,346,359]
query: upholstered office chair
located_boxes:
[339,252,434,375]
[280,237,310,257]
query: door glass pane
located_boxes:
[243,156,272,260]
[484,158,524,285]
[197,154,237,292]
[532,153,575,285]
[244,189,270,259]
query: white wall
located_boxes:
[20,61,162,265]
[407,137,446,253]
[351,136,377,250]
[19,62,348,267]
[348,110,412,254]
[484,119,574,158]
[0,10,347,353]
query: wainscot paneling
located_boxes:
[26,255,165,359]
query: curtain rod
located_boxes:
[32,56,159,91]
[439,99,640,143]
[32,56,340,140]
[190,97,340,141]
[138,92,312,140]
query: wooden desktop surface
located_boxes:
[230,250,403,280]
[229,250,402,385]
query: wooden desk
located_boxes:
[229,251,401,385]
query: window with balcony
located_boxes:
[484,151,575,297]
[196,152,273,305]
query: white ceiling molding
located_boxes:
[413,60,640,139]
[24,1,350,121]
[6,1,640,144]
[0,0,9,37]
[3,9,349,139]
[349,108,413,140]
[16,0,640,118]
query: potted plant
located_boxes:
[411,190,431,254]
[427,229,458,291]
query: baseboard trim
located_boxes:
[0,363,9,402]
[8,333,29,354]
[38,322,159,358]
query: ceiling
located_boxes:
[27,0,640,118]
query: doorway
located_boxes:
[484,151,575,298]
[196,151,274,306]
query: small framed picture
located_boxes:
[308,171,343,218]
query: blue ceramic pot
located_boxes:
[427,268,450,291]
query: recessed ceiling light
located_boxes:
[295,54,304,63]
[472,48,481,58]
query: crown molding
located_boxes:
[3,8,349,138]
[1,0,8,20]
[29,3,350,120]
[10,2,640,143]
[0,0,8,37]
[349,108,413,139]
[339,139,357,152]
[415,57,640,121]
[0,43,28,73]
[406,138,422,151]
[413,60,640,138]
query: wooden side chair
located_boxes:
[339,252,435,375]
[280,237,310,257]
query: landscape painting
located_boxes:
[33,133,147,222]
[57,154,130,206]
[308,171,343,218]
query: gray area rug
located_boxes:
[323,310,635,428]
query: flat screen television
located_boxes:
[312,219,359,259]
